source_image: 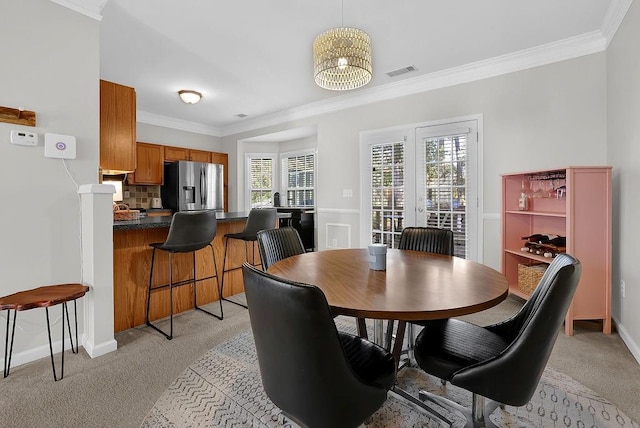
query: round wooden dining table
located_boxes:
[268,248,509,362]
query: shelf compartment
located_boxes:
[504,249,554,264]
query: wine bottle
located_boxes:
[542,236,566,247]
[518,180,529,211]
[521,234,560,243]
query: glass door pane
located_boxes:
[370,141,404,248]
[416,123,477,259]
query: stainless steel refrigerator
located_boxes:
[162,161,224,212]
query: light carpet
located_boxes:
[142,320,638,428]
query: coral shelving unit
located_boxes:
[501,166,612,335]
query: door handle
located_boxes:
[200,168,205,206]
[203,168,207,206]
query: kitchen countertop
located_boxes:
[113,210,291,231]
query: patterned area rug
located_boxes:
[142,320,638,428]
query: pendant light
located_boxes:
[313,1,372,91]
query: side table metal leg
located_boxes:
[45,304,69,381]
[4,309,9,377]
[64,300,78,354]
[4,309,17,378]
[61,303,66,380]
[73,299,79,353]
[45,307,59,381]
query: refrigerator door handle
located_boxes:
[200,167,205,206]
[202,166,208,206]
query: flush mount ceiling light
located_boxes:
[313,1,372,91]
[178,90,202,104]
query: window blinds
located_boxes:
[370,141,405,248]
[249,157,274,208]
[283,153,314,207]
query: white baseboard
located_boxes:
[0,337,77,370]
[613,317,640,365]
[82,334,118,358]
[0,335,119,370]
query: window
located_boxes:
[281,151,315,207]
[370,141,405,247]
[246,154,276,208]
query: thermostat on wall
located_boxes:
[10,130,38,146]
[44,133,76,159]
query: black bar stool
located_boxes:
[146,210,223,340]
[220,208,277,308]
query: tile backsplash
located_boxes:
[122,184,160,209]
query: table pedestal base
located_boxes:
[391,385,452,426]
[417,389,503,428]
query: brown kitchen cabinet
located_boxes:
[128,142,164,185]
[164,146,210,163]
[100,80,136,173]
[189,149,211,163]
[163,146,189,162]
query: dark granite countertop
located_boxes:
[113,210,291,231]
[113,211,252,231]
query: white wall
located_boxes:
[137,122,222,151]
[222,52,607,268]
[607,0,640,362]
[0,0,99,357]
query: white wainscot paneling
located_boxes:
[326,223,351,249]
[318,208,360,250]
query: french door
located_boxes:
[362,119,480,260]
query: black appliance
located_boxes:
[277,208,314,251]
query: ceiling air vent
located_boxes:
[235,113,248,118]
[386,66,416,78]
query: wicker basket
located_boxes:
[113,203,140,221]
[517,263,547,295]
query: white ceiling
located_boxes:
[91,0,626,136]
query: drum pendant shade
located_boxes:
[313,27,372,91]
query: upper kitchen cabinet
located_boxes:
[164,146,211,163]
[100,80,136,173]
[189,149,211,163]
[163,146,189,162]
[128,142,164,185]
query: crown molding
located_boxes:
[49,0,106,21]
[221,31,607,137]
[137,110,222,137]
[601,0,634,47]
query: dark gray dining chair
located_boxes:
[256,227,305,271]
[397,227,454,362]
[412,253,581,427]
[146,210,223,340]
[220,208,277,308]
[242,263,396,428]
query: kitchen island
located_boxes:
[113,211,272,332]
